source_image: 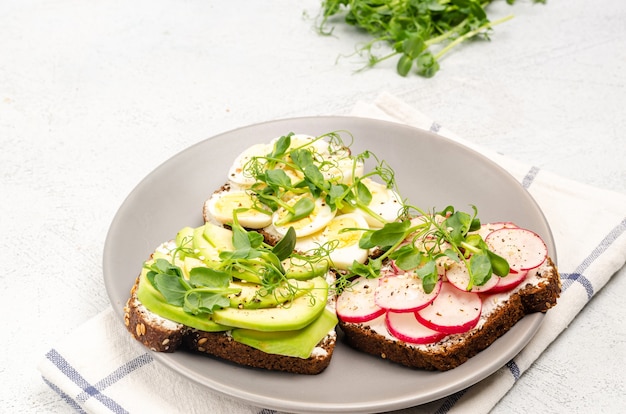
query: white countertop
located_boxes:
[1,0,625,413]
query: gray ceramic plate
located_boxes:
[104,116,555,413]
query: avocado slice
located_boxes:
[282,257,330,280]
[175,226,195,256]
[191,223,234,265]
[202,222,235,251]
[182,256,206,279]
[228,279,314,309]
[136,268,230,332]
[231,308,338,358]
[212,276,329,331]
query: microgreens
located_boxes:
[144,212,328,316]
[350,204,510,292]
[318,0,545,78]
[217,214,311,297]
[145,258,237,315]
[245,131,401,227]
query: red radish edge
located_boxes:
[485,227,548,271]
[446,262,499,293]
[385,311,447,345]
[416,282,482,335]
[375,273,442,312]
[336,277,386,323]
[489,268,529,293]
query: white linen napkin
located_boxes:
[38,93,626,414]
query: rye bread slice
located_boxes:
[338,257,560,371]
[124,274,337,375]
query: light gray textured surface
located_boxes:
[1,0,624,413]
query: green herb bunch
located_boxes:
[318,0,545,77]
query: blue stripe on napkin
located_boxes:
[42,376,87,414]
[562,217,626,299]
[521,166,540,189]
[434,389,467,414]
[45,348,153,413]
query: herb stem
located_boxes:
[434,14,514,60]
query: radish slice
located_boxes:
[386,311,447,344]
[476,221,518,239]
[336,277,386,323]
[416,282,482,334]
[445,261,499,293]
[375,272,442,312]
[489,268,528,293]
[485,228,548,271]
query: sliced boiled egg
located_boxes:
[293,213,370,270]
[205,188,272,229]
[321,156,364,185]
[354,178,403,228]
[275,162,305,185]
[228,143,272,187]
[318,213,369,270]
[271,195,336,238]
[279,134,331,156]
[280,134,363,185]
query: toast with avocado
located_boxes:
[124,222,338,374]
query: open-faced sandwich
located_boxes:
[125,131,560,374]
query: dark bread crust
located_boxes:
[124,275,336,375]
[184,330,335,375]
[124,280,185,352]
[338,257,560,371]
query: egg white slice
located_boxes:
[228,143,272,187]
[321,156,365,185]
[317,213,370,270]
[278,134,329,155]
[271,195,336,238]
[205,189,272,229]
[355,178,403,228]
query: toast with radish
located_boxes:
[336,219,561,371]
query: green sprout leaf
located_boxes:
[468,252,492,288]
[265,169,293,189]
[369,221,410,248]
[397,54,413,76]
[183,291,231,315]
[272,226,297,261]
[488,249,510,277]
[391,244,422,270]
[153,272,188,306]
[188,267,231,289]
[291,148,315,171]
[415,260,438,294]
[355,180,372,206]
